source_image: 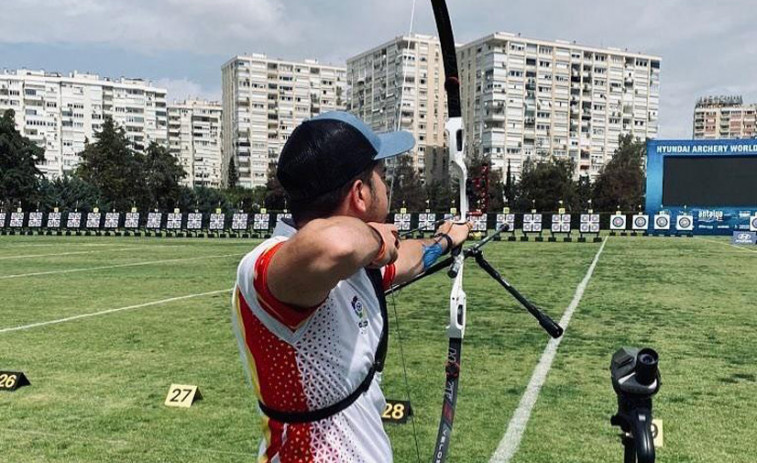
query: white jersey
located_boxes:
[232,219,396,462]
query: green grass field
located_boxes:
[0,234,755,462]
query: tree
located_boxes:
[76,117,146,210]
[38,175,103,212]
[467,153,506,212]
[514,158,577,211]
[0,109,45,207]
[389,155,425,211]
[425,179,455,212]
[143,142,186,210]
[264,162,287,210]
[593,134,646,211]
[227,157,239,188]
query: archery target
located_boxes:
[186,213,203,230]
[146,212,162,229]
[104,212,120,229]
[0,212,5,227]
[10,212,24,228]
[166,213,183,230]
[496,213,515,232]
[209,213,225,230]
[610,214,627,231]
[393,213,411,231]
[523,213,542,233]
[276,213,292,223]
[552,214,570,233]
[471,214,487,232]
[86,212,102,229]
[28,212,43,228]
[653,214,670,231]
[579,214,600,233]
[124,212,140,229]
[419,213,437,231]
[46,212,61,229]
[253,213,270,230]
[676,214,694,232]
[66,212,82,229]
[632,215,649,231]
[750,214,757,232]
[232,213,249,231]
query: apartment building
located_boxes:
[693,96,756,139]
[346,34,448,182]
[457,33,661,180]
[0,69,168,179]
[168,100,223,188]
[221,54,347,188]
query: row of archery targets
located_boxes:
[4,208,755,239]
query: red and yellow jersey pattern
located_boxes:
[231,220,395,462]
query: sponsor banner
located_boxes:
[732,231,756,246]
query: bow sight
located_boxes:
[610,347,661,463]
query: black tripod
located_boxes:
[386,225,564,339]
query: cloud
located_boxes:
[3,0,757,139]
[0,0,292,54]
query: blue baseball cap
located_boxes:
[277,111,415,201]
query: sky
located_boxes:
[2,0,756,139]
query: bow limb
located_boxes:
[430,1,467,462]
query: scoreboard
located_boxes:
[646,139,757,235]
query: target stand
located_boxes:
[631,214,649,236]
[522,212,544,241]
[675,212,694,238]
[252,210,271,238]
[65,211,83,236]
[578,212,602,242]
[231,212,250,238]
[208,211,227,238]
[417,212,438,239]
[496,210,516,241]
[124,210,141,236]
[28,211,43,235]
[653,212,671,237]
[85,209,103,236]
[145,212,164,237]
[609,212,627,237]
[550,211,572,242]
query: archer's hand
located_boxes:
[435,220,473,249]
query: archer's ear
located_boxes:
[348,179,369,214]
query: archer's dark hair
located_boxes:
[289,161,377,225]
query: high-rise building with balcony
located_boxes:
[457,33,661,180]
[693,96,756,139]
[0,69,168,179]
[346,34,448,182]
[167,100,223,188]
[221,54,347,188]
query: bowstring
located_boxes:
[388,285,422,463]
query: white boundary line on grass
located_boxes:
[489,237,608,463]
[0,248,140,260]
[0,253,243,279]
[696,236,757,254]
[0,288,232,334]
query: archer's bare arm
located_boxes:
[392,221,472,285]
[266,217,398,308]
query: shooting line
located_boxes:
[490,237,608,463]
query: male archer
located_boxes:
[232,111,472,462]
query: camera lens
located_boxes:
[635,348,659,386]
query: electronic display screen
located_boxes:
[663,156,757,207]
